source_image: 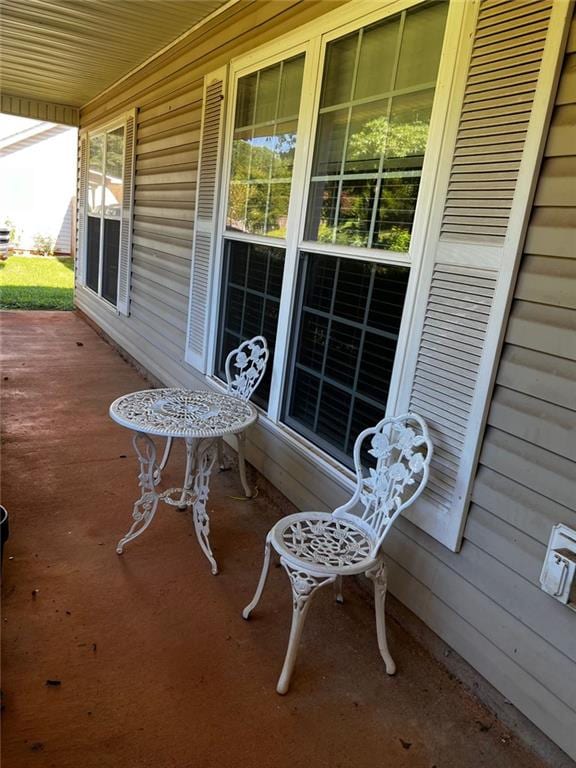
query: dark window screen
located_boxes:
[216,239,285,409]
[101,219,120,304]
[283,252,409,467]
[86,216,101,292]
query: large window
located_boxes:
[85,125,125,305]
[215,1,448,467]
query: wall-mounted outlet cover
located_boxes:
[540,524,576,607]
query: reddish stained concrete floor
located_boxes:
[0,311,550,768]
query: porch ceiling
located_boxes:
[0,0,229,109]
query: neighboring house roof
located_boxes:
[0,120,70,157]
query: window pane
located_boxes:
[216,240,285,409]
[254,65,280,124]
[395,2,447,90]
[86,215,100,292]
[101,219,120,304]
[354,18,399,100]
[334,179,376,248]
[235,73,257,128]
[283,252,410,467]
[105,127,124,219]
[345,100,389,175]
[227,55,304,237]
[88,134,104,216]
[306,3,447,252]
[312,109,347,176]
[278,56,305,118]
[320,32,357,107]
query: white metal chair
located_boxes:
[220,335,269,496]
[243,412,432,694]
[157,336,269,497]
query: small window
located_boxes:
[283,253,410,466]
[85,124,125,306]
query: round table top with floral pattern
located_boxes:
[109,388,257,438]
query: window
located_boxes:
[216,54,306,404]
[216,241,284,408]
[285,254,410,467]
[80,112,135,314]
[214,1,448,466]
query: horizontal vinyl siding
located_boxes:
[77,2,576,760]
[461,11,575,757]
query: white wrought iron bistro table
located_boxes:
[109,388,257,574]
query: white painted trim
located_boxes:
[79,109,132,138]
[185,65,228,372]
[116,108,137,317]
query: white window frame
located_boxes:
[207,0,475,488]
[78,111,133,313]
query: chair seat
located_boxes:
[270,512,376,575]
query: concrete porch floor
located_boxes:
[0,311,550,768]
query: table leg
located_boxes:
[116,432,160,554]
[177,437,197,510]
[188,436,218,575]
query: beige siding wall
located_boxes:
[76,2,576,759]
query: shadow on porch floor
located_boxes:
[1,311,548,768]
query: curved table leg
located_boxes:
[117,432,160,554]
[189,437,219,575]
[154,436,173,481]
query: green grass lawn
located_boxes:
[0,256,74,310]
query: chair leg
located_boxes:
[236,431,252,498]
[334,575,344,604]
[242,534,272,620]
[276,559,335,695]
[367,561,396,675]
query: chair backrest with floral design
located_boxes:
[225,336,269,402]
[333,413,433,557]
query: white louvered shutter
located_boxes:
[400,0,571,551]
[117,109,136,316]
[76,133,88,284]
[185,67,227,372]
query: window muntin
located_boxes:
[216,241,285,409]
[283,253,410,466]
[85,124,125,306]
[226,54,305,238]
[305,2,447,251]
